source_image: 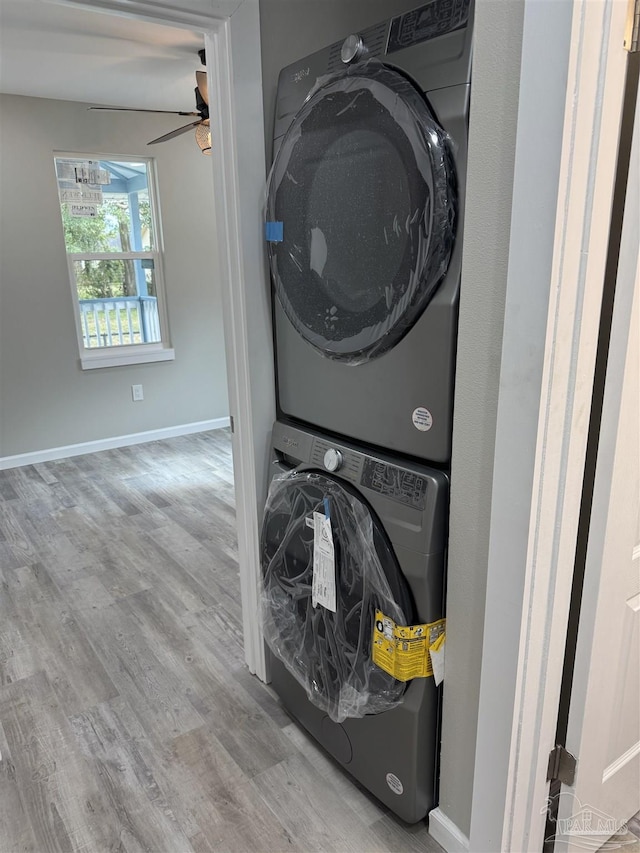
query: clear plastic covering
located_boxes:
[266,59,457,365]
[261,468,414,723]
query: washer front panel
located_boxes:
[261,470,415,722]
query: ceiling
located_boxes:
[0,0,205,111]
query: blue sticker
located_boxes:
[323,497,330,519]
[265,221,284,242]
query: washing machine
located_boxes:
[261,420,448,822]
[266,0,473,465]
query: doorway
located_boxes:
[0,0,274,677]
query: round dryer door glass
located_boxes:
[260,469,415,723]
[266,62,457,364]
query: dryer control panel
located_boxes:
[272,0,474,147]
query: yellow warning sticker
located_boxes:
[371,610,446,682]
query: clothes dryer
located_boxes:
[261,420,448,822]
[267,1,472,464]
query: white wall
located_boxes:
[0,93,228,458]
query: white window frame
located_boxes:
[55,150,175,370]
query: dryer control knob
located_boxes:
[341,34,365,64]
[323,448,343,472]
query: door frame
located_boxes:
[556,80,639,850]
[43,0,275,681]
[469,1,630,851]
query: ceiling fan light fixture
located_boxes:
[195,120,211,155]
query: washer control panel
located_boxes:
[387,0,470,54]
[273,423,433,511]
[308,435,428,509]
[360,458,428,510]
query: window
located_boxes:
[54,154,174,369]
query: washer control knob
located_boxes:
[323,448,343,472]
[341,34,365,64]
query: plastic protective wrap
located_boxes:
[261,468,413,723]
[265,59,457,365]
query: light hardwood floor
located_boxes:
[0,430,444,853]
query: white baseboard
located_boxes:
[0,417,231,470]
[429,808,469,853]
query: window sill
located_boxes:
[80,346,175,370]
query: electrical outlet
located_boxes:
[131,384,144,402]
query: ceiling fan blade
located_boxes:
[147,120,204,145]
[88,107,200,116]
[196,70,209,106]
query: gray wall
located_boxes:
[0,93,228,458]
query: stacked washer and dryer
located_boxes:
[260,1,473,824]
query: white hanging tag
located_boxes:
[312,510,336,612]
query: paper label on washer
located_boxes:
[372,609,445,681]
[312,511,336,612]
[412,407,433,432]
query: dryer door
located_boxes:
[266,63,456,364]
[261,469,416,723]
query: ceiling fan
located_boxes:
[89,51,211,154]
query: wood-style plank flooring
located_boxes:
[0,430,444,853]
